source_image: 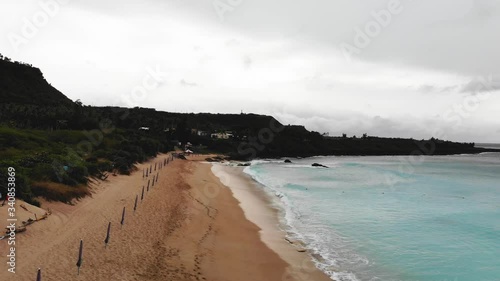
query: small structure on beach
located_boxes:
[36,268,41,281]
[120,207,126,227]
[104,222,111,248]
[76,239,83,275]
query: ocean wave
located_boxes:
[245,155,500,281]
[250,159,289,165]
[250,160,341,169]
[243,165,363,281]
[330,271,361,281]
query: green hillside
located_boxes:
[0,54,73,106]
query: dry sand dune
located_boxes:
[0,155,332,281]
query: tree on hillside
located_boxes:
[175,118,189,143]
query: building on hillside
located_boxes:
[211,131,234,139]
[197,130,209,137]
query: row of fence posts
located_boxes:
[35,154,175,280]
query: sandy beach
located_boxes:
[0,155,332,281]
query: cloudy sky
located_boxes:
[1,0,499,142]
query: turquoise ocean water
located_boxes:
[243,153,500,281]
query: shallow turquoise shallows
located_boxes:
[244,153,500,281]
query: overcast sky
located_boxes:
[1,0,499,142]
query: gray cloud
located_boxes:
[460,75,500,94]
[57,0,500,76]
[1,0,498,143]
[243,55,253,69]
[417,84,460,94]
[180,79,198,87]
[418,85,436,94]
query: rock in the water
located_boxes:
[312,163,328,168]
[237,162,251,166]
[205,156,225,162]
[284,159,292,163]
[213,156,224,162]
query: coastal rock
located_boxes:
[237,162,251,166]
[284,159,292,163]
[312,163,328,168]
[205,156,225,162]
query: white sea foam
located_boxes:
[243,163,362,281]
[243,155,500,281]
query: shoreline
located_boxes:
[211,163,333,281]
[1,154,331,280]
